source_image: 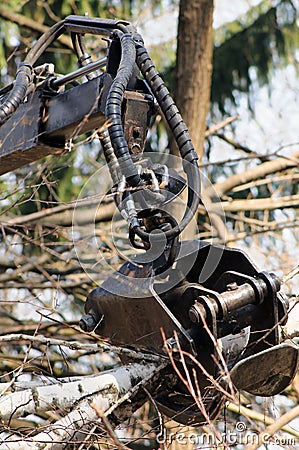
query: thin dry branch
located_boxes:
[91,403,131,450]
[214,132,258,155]
[210,150,299,197]
[227,402,299,440]
[0,333,165,364]
[222,221,299,244]
[231,171,299,193]
[0,198,115,227]
[282,265,299,284]
[204,116,240,137]
[0,255,50,283]
[0,6,72,49]
[244,404,299,450]
[219,194,299,212]
[0,361,167,450]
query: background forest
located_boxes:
[0,0,298,448]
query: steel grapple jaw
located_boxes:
[80,240,298,425]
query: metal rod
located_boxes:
[0,57,107,97]
[51,56,107,88]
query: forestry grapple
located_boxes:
[1,16,298,426]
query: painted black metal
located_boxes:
[82,240,298,425]
[83,241,284,352]
[0,73,153,176]
[0,75,108,175]
[1,13,298,427]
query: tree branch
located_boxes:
[1,362,167,450]
[0,334,165,365]
[210,150,299,197]
[0,6,72,50]
[221,221,299,244]
[0,254,50,283]
[204,115,240,137]
[244,404,299,450]
[227,402,299,439]
[0,197,115,227]
[218,194,299,212]
[214,132,258,155]
[231,171,299,193]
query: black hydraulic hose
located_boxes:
[71,32,90,65]
[26,20,66,64]
[105,32,142,188]
[133,44,201,241]
[0,20,66,126]
[71,32,102,81]
[98,127,120,185]
[0,62,32,125]
[135,44,198,165]
[71,32,83,59]
[0,16,130,126]
[71,32,86,57]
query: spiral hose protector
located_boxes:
[99,128,120,185]
[136,45,198,165]
[0,63,33,125]
[105,32,142,188]
[0,20,66,126]
[134,44,201,241]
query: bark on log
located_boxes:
[0,361,167,450]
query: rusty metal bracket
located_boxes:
[122,90,154,157]
[0,74,111,175]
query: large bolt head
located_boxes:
[79,313,99,332]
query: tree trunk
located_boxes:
[173,0,214,160]
[170,0,214,239]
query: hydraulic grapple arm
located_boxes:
[82,240,298,425]
[1,15,298,427]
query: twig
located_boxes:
[0,196,113,226]
[215,132,259,155]
[91,403,130,450]
[0,254,50,283]
[205,116,240,137]
[222,221,299,244]
[244,404,299,450]
[160,329,224,445]
[0,6,72,49]
[227,403,299,439]
[142,386,165,448]
[282,264,299,284]
[0,334,165,364]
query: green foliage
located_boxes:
[0,0,164,84]
[1,0,298,205]
[211,0,298,113]
[0,20,20,79]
